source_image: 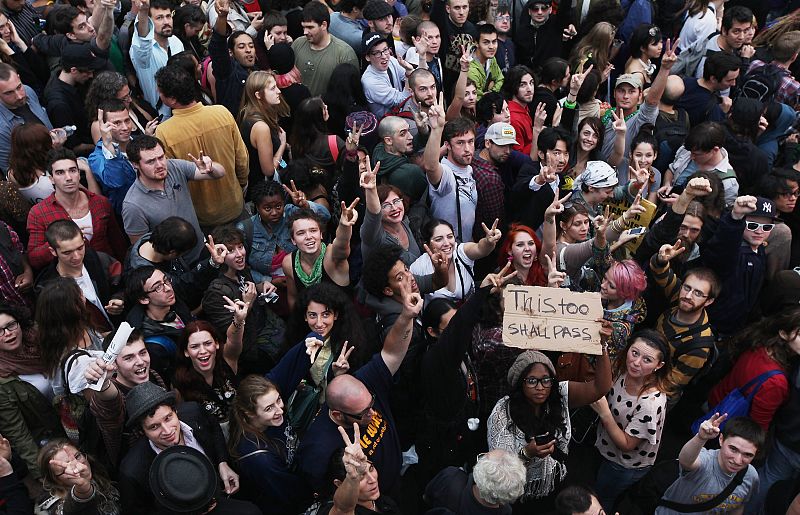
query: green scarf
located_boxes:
[295,242,327,287]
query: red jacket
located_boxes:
[709,347,789,431]
[26,188,127,270]
[509,99,533,155]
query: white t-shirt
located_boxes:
[73,211,94,241]
[410,243,475,303]
[73,266,109,323]
[428,158,477,243]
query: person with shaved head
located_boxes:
[296,287,423,498]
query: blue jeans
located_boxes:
[746,439,800,514]
[595,458,651,513]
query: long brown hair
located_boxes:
[238,71,290,133]
[571,22,616,74]
[38,439,114,498]
[36,278,95,377]
[174,320,228,401]
[9,123,52,187]
[227,374,285,458]
[613,329,674,396]
[728,307,800,369]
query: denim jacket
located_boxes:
[238,201,329,284]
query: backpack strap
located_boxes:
[670,323,712,358]
[144,335,178,356]
[328,135,340,163]
[61,348,92,390]
[658,467,747,512]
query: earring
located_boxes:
[507,253,513,262]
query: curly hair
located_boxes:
[362,244,404,297]
[729,307,800,369]
[283,282,371,366]
[85,71,128,120]
[508,362,567,443]
[473,450,527,505]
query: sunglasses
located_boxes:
[745,221,774,232]
[339,393,376,419]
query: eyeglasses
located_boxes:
[369,48,392,57]
[145,275,173,294]
[381,197,403,210]
[0,320,19,334]
[780,190,800,198]
[523,376,555,388]
[495,15,511,20]
[745,221,774,232]
[339,393,376,419]
[680,283,709,299]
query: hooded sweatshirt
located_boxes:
[372,143,429,201]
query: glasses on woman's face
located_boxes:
[523,376,555,388]
[0,320,19,335]
[381,197,403,210]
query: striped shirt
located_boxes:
[2,2,41,46]
[650,255,715,390]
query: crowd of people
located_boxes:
[2,0,800,512]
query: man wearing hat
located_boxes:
[701,195,774,338]
[43,43,107,151]
[149,446,261,514]
[513,0,576,72]
[363,0,394,49]
[361,32,412,117]
[600,38,677,163]
[471,122,529,238]
[119,382,243,514]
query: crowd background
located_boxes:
[2,0,800,512]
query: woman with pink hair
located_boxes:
[601,259,648,360]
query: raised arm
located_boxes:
[567,342,612,408]
[92,0,115,50]
[541,189,572,264]
[463,218,502,260]
[381,287,423,375]
[423,92,446,187]
[679,413,726,471]
[136,0,150,38]
[189,152,226,180]
[445,45,471,121]
[329,198,359,263]
[645,38,677,106]
[222,293,251,374]
[330,424,369,515]
[360,151,381,215]
[607,108,627,167]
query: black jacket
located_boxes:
[209,30,253,117]
[118,402,229,514]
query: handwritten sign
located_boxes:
[502,286,604,354]
[604,197,657,253]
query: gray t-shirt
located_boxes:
[121,159,205,264]
[656,448,759,514]
[429,157,477,242]
[601,101,659,160]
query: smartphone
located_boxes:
[534,433,555,445]
[627,226,647,236]
[156,114,164,122]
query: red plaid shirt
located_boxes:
[471,155,506,239]
[749,60,800,108]
[26,188,127,270]
[0,222,31,309]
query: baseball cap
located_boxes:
[61,43,106,71]
[363,0,393,20]
[485,122,518,146]
[751,197,779,220]
[615,73,643,89]
[362,32,386,55]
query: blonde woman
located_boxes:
[238,71,290,198]
[570,22,617,83]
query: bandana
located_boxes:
[573,161,618,191]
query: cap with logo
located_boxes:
[485,122,518,146]
[751,197,778,220]
[362,32,386,55]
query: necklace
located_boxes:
[294,242,326,287]
[638,58,655,77]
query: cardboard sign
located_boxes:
[604,197,658,252]
[502,286,604,354]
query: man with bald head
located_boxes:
[372,116,429,201]
[296,289,423,498]
[654,75,690,173]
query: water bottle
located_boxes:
[51,125,77,140]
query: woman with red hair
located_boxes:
[498,224,547,286]
[601,259,648,361]
[173,297,249,436]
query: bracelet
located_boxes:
[564,99,577,109]
[71,482,96,502]
[518,447,531,461]
[100,379,112,392]
[545,218,554,224]
[610,218,625,233]
[209,257,221,269]
[232,319,245,330]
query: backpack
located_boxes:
[670,323,717,386]
[736,62,783,103]
[691,369,784,433]
[382,95,416,121]
[671,32,717,77]
[654,109,690,151]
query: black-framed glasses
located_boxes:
[369,48,392,58]
[145,275,173,294]
[523,376,555,388]
[0,320,19,334]
[780,189,800,198]
[339,394,376,419]
[745,221,774,232]
[680,283,709,299]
